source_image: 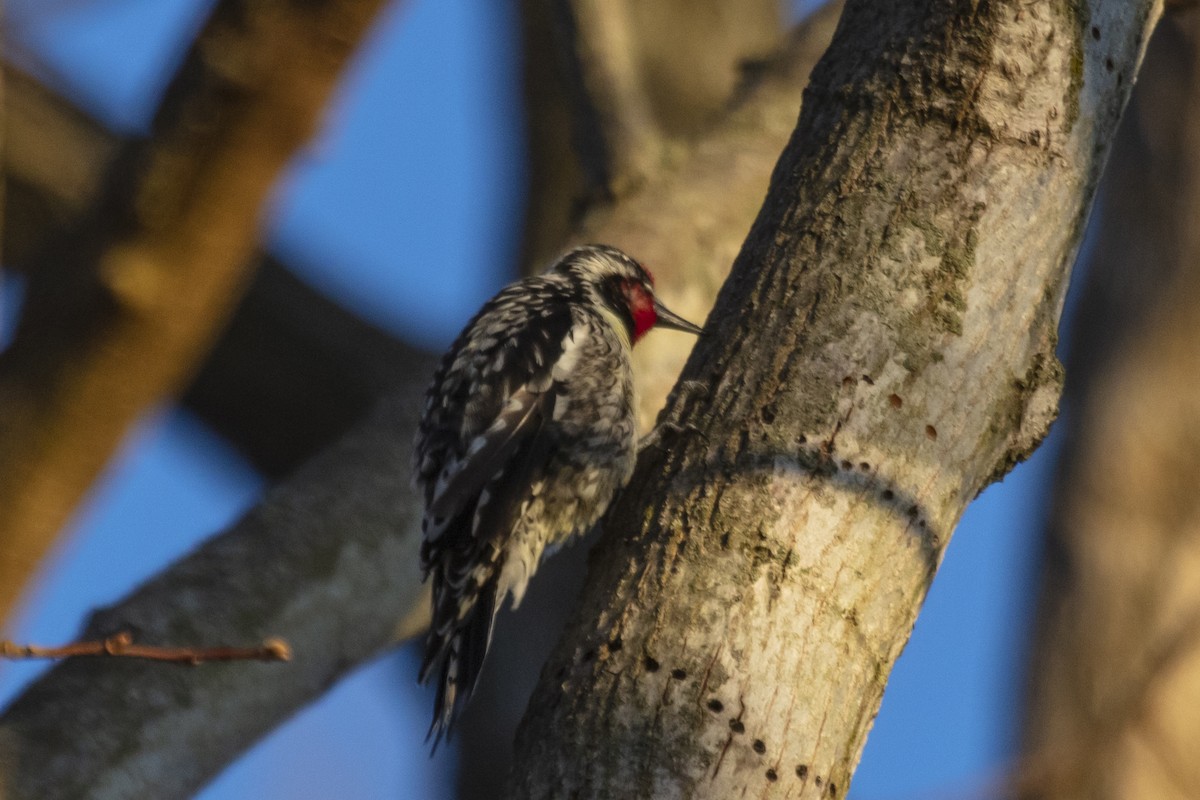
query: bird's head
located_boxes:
[551,245,703,344]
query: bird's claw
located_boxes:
[638,419,707,453]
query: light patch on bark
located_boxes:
[977,2,1079,140]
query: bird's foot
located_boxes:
[638,419,707,454]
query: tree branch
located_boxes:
[622,0,783,137]
[517,0,590,272]
[0,0,393,621]
[539,0,783,211]
[550,0,665,197]
[179,260,429,477]
[0,387,432,799]
[2,65,117,269]
[0,631,291,664]
[508,1,1161,797]
[2,60,429,479]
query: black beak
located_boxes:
[654,298,704,335]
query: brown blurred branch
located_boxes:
[1023,12,1200,800]
[3,61,429,479]
[0,0,394,623]
[0,50,5,285]
[623,0,783,136]
[3,66,118,267]
[516,0,588,270]
[552,0,663,196]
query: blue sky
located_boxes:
[3,2,1053,797]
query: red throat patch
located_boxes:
[628,283,657,342]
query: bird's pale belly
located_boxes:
[496,430,634,610]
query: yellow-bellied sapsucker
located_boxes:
[414,244,702,745]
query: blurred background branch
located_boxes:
[0,0,395,624]
[4,64,117,269]
[549,0,664,198]
[1023,7,1200,799]
[5,61,431,479]
[517,0,784,269]
[0,387,432,799]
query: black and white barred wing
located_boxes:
[418,381,559,745]
[412,279,576,515]
[413,280,578,744]
[414,280,577,546]
[425,383,555,539]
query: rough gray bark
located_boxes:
[508,1,1161,798]
[1022,10,1200,799]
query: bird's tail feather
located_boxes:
[421,572,500,752]
[419,411,550,751]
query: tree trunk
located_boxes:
[1022,10,1200,799]
[508,1,1160,798]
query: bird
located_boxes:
[413,243,703,746]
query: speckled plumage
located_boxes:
[414,245,700,745]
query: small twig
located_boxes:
[0,632,292,665]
